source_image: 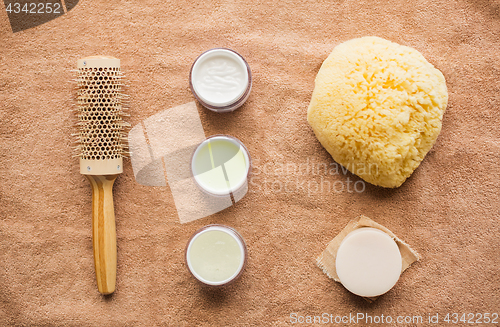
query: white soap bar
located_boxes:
[335,227,402,297]
[186,225,246,286]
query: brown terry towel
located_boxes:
[0,0,499,325]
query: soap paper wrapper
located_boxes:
[317,215,420,302]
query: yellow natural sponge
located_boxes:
[307,37,448,188]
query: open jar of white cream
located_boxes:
[185,224,247,287]
[189,48,252,112]
[190,135,251,197]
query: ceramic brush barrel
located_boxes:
[75,56,127,294]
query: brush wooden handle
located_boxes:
[86,174,119,295]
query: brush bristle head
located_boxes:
[74,56,129,175]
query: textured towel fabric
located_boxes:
[0,0,499,326]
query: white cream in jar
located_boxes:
[191,135,250,196]
[185,225,247,286]
[190,48,252,112]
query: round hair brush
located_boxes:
[74,56,129,294]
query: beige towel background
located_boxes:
[1,0,499,326]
